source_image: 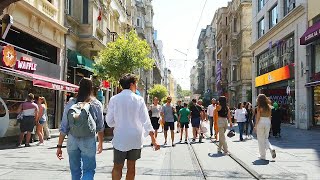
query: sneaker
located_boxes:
[185,139,188,144]
[36,142,45,146]
[172,143,176,147]
[25,144,31,147]
[16,143,23,148]
[179,139,182,143]
[271,149,276,158]
[164,141,167,145]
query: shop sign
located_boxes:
[1,45,16,68]
[255,65,292,87]
[15,56,37,71]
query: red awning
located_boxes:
[300,21,320,45]
[0,67,78,92]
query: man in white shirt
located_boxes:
[106,74,160,180]
[207,98,217,138]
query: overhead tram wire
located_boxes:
[186,0,208,56]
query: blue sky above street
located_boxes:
[153,0,230,90]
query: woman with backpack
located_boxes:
[56,78,105,180]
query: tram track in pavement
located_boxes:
[200,133,261,180]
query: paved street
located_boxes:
[0,123,319,180]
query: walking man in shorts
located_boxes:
[178,103,191,143]
[190,99,204,142]
[161,96,175,146]
[106,74,160,180]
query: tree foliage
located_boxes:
[181,90,192,97]
[148,84,168,103]
[94,30,154,83]
[176,84,183,99]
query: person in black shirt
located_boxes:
[190,99,204,142]
[176,100,183,133]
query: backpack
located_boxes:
[67,100,96,137]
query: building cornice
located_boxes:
[249,5,305,51]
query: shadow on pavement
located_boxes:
[252,159,269,165]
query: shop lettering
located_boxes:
[16,60,37,71]
[305,29,320,41]
[52,84,64,90]
[270,95,289,105]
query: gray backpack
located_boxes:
[67,100,96,137]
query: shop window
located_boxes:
[315,45,320,73]
[313,86,320,126]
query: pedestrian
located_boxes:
[106,74,160,180]
[56,77,105,180]
[216,96,233,154]
[17,93,39,147]
[176,100,183,133]
[161,96,176,146]
[149,97,162,145]
[245,103,254,139]
[189,99,204,143]
[35,96,46,145]
[271,102,282,138]
[234,102,247,141]
[40,97,51,140]
[207,98,217,139]
[254,94,276,160]
[178,102,191,143]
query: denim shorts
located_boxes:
[39,120,45,125]
[191,117,201,128]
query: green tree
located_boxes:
[176,84,183,99]
[94,30,154,83]
[148,84,168,103]
[181,90,192,97]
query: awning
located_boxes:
[300,21,320,45]
[67,50,94,72]
[0,67,78,92]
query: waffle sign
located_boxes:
[15,56,37,71]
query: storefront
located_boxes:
[0,44,78,138]
[255,64,295,123]
[301,20,320,127]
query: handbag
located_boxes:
[227,129,235,138]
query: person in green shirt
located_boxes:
[178,103,191,144]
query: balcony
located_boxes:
[26,0,59,22]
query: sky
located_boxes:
[152,0,230,90]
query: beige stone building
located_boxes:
[0,0,72,137]
[227,0,252,107]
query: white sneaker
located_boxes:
[36,142,45,146]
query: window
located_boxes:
[212,66,215,77]
[284,0,296,16]
[83,0,89,24]
[233,18,237,32]
[65,0,72,15]
[226,17,228,25]
[136,17,142,27]
[269,5,278,29]
[232,65,237,81]
[258,0,265,12]
[258,18,265,38]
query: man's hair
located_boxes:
[183,103,188,107]
[27,93,34,101]
[119,74,138,89]
[192,99,197,103]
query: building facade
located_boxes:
[195,29,206,95]
[251,0,308,129]
[227,0,252,107]
[301,0,320,128]
[0,0,78,138]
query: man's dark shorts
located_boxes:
[20,116,35,132]
[113,148,142,164]
[191,117,201,128]
[150,117,160,130]
[180,122,189,129]
[164,122,174,131]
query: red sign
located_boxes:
[102,80,110,88]
[33,79,78,92]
